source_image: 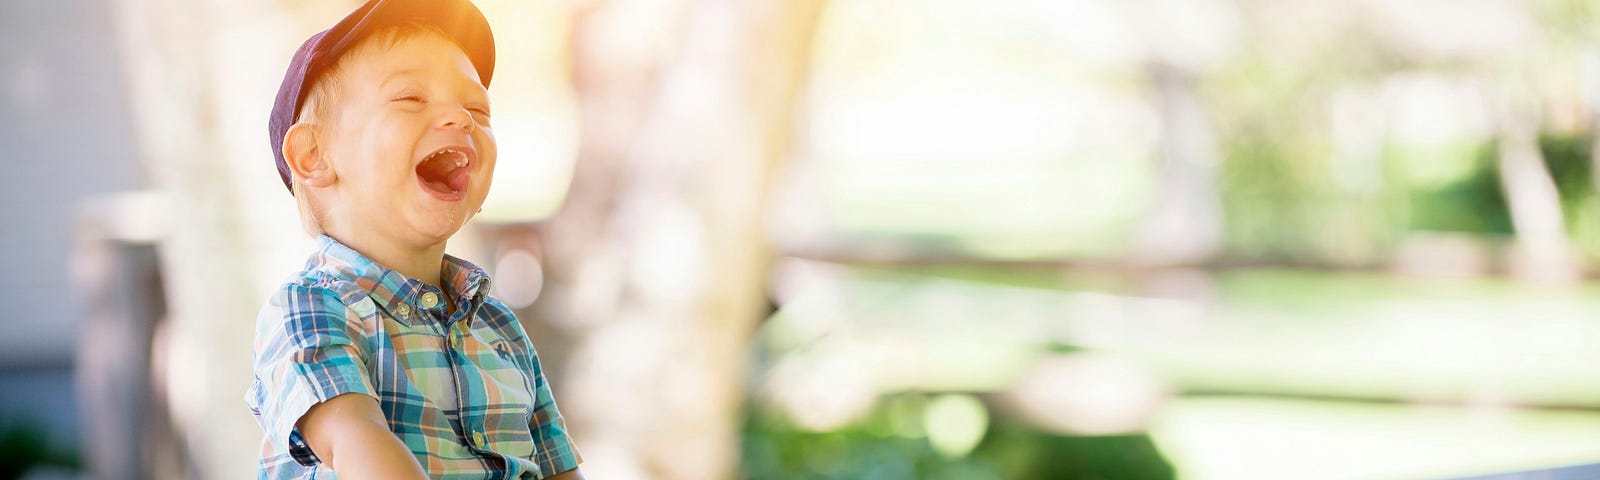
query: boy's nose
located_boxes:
[436,108,475,132]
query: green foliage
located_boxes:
[1539,133,1594,221]
[1217,124,1600,262]
[1217,127,1352,260]
[1378,134,1591,238]
[740,395,1174,480]
[0,418,79,480]
[1399,141,1513,235]
[1539,133,1600,262]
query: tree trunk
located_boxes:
[1137,62,1225,265]
[1494,94,1579,280]
[532,0,827,478]
[107,0,322,477]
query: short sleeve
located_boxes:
[523,340,582,476]
[249,284,377,467]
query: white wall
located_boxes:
[0,0,146,367]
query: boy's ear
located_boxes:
[283,123,336,188]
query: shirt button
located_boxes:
[420,292,439,309]
[395,303,411,317]
[472,430,486,446]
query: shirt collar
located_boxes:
[309,235,492,320]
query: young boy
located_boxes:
[246,1,583,478]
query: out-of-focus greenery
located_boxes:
[1400,140,1510,235]
[1221,126,1599,262]
[751,0,1600,477]
[806,0,1600,267]
[744,262,1600,477]
[740,394,1174,480]
[1544,134,1600,262]
[0,418,79,480]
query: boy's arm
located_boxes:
[298,392,429,480]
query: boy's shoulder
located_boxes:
[259,261,379,320]
[264,236,392,309]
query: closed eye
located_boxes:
[393,95,424,103]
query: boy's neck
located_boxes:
[328,232,448,289]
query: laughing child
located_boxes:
[246,1,583,478]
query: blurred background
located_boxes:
[6,0,1600,478]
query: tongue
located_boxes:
[417,152,464,194]
[421,176,453,194]
[445,164,470,191]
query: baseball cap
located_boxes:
[268,0,496,194]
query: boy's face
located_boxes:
[319,32,496,245]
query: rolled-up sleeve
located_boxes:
[523,340,582,476]
[248,284,375,467]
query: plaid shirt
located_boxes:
[247,235,580,479]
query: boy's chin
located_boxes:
[425,213,473,237]
[399,186,484,239]
[404,204,475,241]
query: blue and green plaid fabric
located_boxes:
[247,235,580,479]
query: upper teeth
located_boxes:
[434,149,468,167]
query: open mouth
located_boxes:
[415,146,473,199]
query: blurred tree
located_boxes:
[530,0,827,477]
[1137,61,1225,265]
[106,0,269,478]
[1128,0,1242,266]
[1492,90,1580,279]
[106,0,359,478]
